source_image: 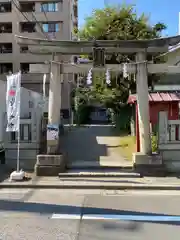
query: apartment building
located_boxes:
[0,0,78,112]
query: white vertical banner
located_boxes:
[6,72,21,132]
[43,73,46,99]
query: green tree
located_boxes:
[77,5,166,105]
[79,5,166,41]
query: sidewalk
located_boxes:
[1,175,180,190]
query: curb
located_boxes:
[1,183,180,190]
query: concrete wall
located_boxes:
[0,78,45,152]
[1,79,46,170]
[0,80,6,142]
[158,111,180,172]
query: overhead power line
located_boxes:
[11,0,49,39]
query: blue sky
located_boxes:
[78,0,180,36]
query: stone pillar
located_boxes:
[48,62,62,125]
[136,52,151,155]
[47,60,63,154]
[132,52,153,168]
[35,60,65,176]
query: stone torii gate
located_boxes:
[15,35,180,175]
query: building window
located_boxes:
[0,3,11,13]
[42,22,59,32]
[20,22,36,33]
[0,43,12,53]
[0,23,12,33]
[20,2,35,12]
[0,63,12,74]
[20,46,28,53]
[41,2,58,12]
[11,124,32,143]
[20,63,30,73]
[20,63,44,73]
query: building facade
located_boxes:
[0,0,78,111]
[154,44,180,91]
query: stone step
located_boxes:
[65,164,167,177]
[67,160,133,169]
[57,178,145,187]
[59,171,141,178]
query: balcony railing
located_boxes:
[0,73,47,83]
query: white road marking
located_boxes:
[101,190,180,196]
[0,190,29,194]
[51,214,81,219]
[51,213,180,222]
[82,214,180,221]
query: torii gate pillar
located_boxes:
[133,52,152,166]
[47,61,63,154]
[35,60,66,176]
[136,52,151,154]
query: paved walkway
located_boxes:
[61,125,132,168]
[1,175,180,190]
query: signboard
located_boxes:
[47,124,59,144]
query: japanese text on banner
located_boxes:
[6,72,21,132]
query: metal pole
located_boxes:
[60,64,63,125]
[16,85,21,172]
[68,80,70,124]
[71,111,74,126]
[16,116,20,172]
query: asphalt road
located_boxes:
[0,189,180,239]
